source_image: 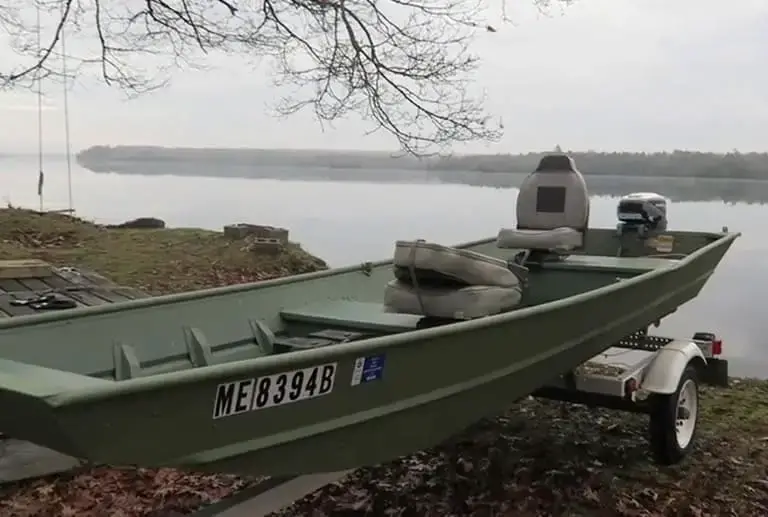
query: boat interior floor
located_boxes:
[96,252,682,380]
[274,254,680,353]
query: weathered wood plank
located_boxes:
[0,279,27,293]
[0,259,53,279]
[43,274,144,305]
[86,288,137,304]
[17,277,51,292]
[41,274,73,290]
[63,290,107,307]
[111,286,149,300]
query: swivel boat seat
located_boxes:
[383,155,589,320]
[497,154,591,264]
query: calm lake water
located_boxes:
[1,155,767,378]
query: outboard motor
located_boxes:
[616,192,668,236]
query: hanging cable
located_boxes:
[60,4,73,213]
[35,3,44,212]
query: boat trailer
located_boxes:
[533,328,727,465]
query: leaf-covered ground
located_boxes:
[0,467,256,517]
[273,379,768,517]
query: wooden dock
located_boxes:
[0,260,146,318]
[0,260,148,483]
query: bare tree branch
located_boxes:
[0,0,574,155]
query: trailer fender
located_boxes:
[640,340,706,395]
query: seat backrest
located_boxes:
[516,154,590,232]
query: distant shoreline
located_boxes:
[74,145,768,181]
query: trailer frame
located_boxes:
[532,328,727,464]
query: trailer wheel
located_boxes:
[648,364,699,465]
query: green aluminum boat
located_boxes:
[0,156,738,476]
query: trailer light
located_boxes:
[624,378,638,398]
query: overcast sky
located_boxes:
[0,0,766,154]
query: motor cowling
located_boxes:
[617,192,668,232]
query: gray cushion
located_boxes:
[394,240,519,288]
[496,227,583,251]
[383,280,522,320]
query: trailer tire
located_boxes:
[648,364,699,465]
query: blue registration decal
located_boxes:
[351,354,386,386]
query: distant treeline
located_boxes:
[76,146,768,180]
[433,151,768,179]
[76,146,423,170]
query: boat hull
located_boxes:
[0,230,738,476]
[179,267,714,476]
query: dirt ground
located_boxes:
[272,379,768,517]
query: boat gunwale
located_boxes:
[0,230,737,331]
[41,230,739,406]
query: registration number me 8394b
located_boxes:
[212,362,338,419]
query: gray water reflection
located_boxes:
[0,156,766,377]
[71,155,768,204]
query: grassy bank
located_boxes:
[0,208,326,294]
[0,208,325,517]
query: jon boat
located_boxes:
[0,156,738,476]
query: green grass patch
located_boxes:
[0,208,326,294]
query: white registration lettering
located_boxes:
[212,362,337,419]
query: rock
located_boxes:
[107,217,166,229]
[223,223,289,243]
[243,237,284,255]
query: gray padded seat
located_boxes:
[384,240,523,320]
[384,281,521,320]
[497,155,590,252]
[392,240,518,287]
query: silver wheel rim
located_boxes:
[675,379,698,449]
